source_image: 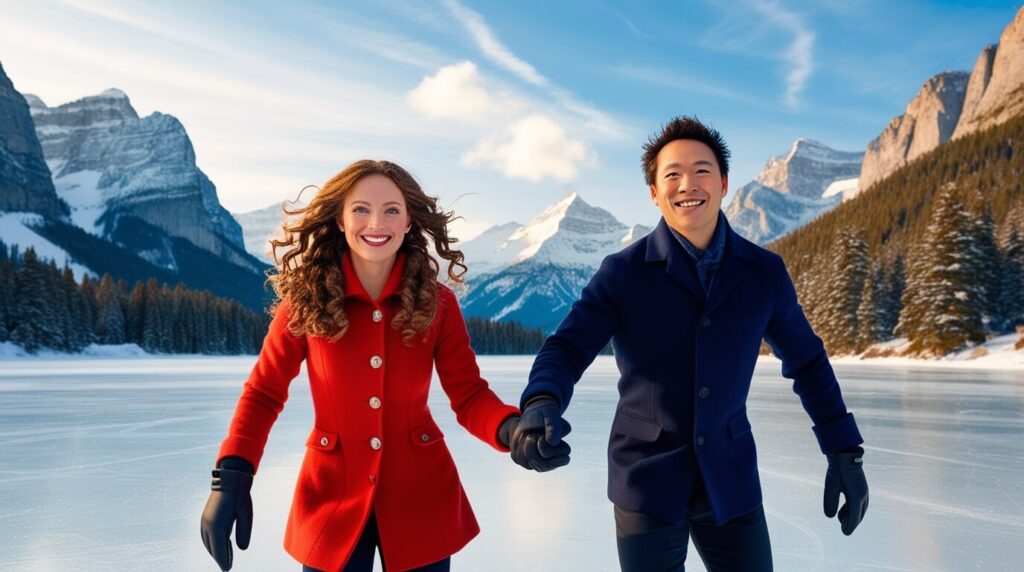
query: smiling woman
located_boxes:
[199,159,521,572]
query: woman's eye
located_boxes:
[387,208,400,215]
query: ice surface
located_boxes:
[1,356,1022,571]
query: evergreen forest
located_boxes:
[769,113,1024,356]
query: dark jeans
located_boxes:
[302,511,451,572]
[615,476,773,572]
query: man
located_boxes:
[510,116,868,571]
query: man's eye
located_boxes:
[697,169,709,174]
[665,172,678,178]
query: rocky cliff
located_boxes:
[859,71,969,191]
[954,6,1024,138]
[0,62,67,218]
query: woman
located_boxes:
[200,160,520,572]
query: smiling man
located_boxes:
[510,116,869,571]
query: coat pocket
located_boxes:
[727,412,752,439]
[306,427,339,451]
[410,418,445,446]
[611,410,663,442]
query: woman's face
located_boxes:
[339,174,411,267]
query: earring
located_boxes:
[338,225,345,232]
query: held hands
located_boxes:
[824,446,869,535]
[200,457,255,571]
[510,396,572,472]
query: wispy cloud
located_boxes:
[747,0,815,108]
[439,0,626,144]
[442,0,549,87]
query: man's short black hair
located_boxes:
[642,116,730,186]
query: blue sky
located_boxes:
[1,0,1021,240]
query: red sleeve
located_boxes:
[217,299,307,472]
[433,286,520,452]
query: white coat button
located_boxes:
[370,437,382,450]
[370,356,382,369]
[320,437,329,447]
[372,309,383,322]
[369,396,382,409]
[420,433,430,442]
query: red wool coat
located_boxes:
[217,252,518,571]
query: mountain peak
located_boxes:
[22,93,47,111]
[98,88,130,100]
[755,138,863,199]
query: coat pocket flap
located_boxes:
[728,413,752,438]
[612,410,662,442]
[410,419,445,445]
[306,427,339,451]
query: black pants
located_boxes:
[303,511,451,572]
[615,476,773,572]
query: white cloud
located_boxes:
[461,115,594,182]
[442,0,548,87]
[407,61,509,121]
[748,0,815,108]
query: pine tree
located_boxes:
[95,274,127,344]
[997,200,1024,330]
[969,205,1000,331]
[816,227,869,355]
[856,263,884,351]
[142,279,162,351]
[11,249,58,353]
[126,281,146,345]
[900,185,986,356]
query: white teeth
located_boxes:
[363,236,389,244]
[675,200,704,207]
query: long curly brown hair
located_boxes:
[267,160,467,342]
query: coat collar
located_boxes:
[342,250,407,303]
[645,214,756,314]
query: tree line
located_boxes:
[0,241,550,356]
[0,242,268,354]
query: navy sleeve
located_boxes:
[521,255,621,412]
[763,256,863,453]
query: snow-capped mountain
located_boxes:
[0,62,67,219]
[28,89,259,273]
[459,192,652,332]
[233,196,310,265]
[725,139,863,245]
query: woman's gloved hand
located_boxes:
[200,457,255,571]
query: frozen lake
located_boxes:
[1,355,1022,571]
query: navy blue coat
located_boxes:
[521,215,863,525]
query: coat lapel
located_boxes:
[646,218,704,302]
[705,216,756,315]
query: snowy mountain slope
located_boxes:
[0,212,92,280]
[232,197,310,265]
[725,139,862,245]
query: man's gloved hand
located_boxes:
[824,445,868,536]
[510,396,572,472]
[498,415,520,448]
[200,456,255,571]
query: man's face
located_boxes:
[649,139,728,244]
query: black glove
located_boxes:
[824,446,868,536]
[510,396,572,472]
[498,415,520,448]
[201,457,255,571]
